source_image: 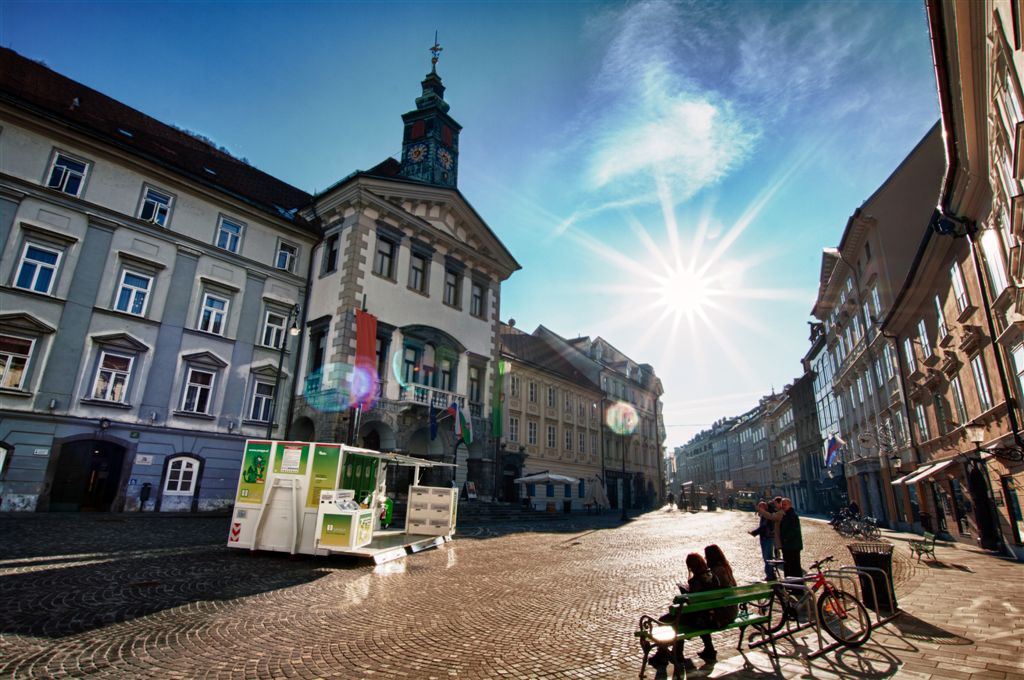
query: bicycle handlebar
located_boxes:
[809,555,834,571]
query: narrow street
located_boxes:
[0,508,1019,679]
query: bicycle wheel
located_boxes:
[864,524,881,540]
[752,584,794,637]
[816,589,871,647]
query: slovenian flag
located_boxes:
[447,402,473,446]
[825,434,845,466]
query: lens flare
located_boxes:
[605,401,639,435]
[303,362,380,412]
[351,364,379,409]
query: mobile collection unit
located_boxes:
[227,439,457,563]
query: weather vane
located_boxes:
[430,31,443,72]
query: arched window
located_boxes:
[164,456,199,495]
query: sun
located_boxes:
[657,266,713,319]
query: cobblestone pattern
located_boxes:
[0,509,972,680]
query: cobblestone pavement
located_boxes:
[0,508,1019,679]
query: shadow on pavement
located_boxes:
[888,611,973,646]
[0,514,375,639]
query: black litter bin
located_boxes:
[847,542,897,613]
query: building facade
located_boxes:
[0,48,318,512]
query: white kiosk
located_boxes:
[227,440,457,563]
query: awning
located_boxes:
[890,472,914,486]
[902,459,956,486]
[514,472,580,485]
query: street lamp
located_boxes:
[267,304,301,440]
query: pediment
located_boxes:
[182,350,228,368]
[0,313,57,335]
[251,361,287,379]
[323,178,524,280]
[91,332,150,352]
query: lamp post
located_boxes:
[267,304,300,440]
[621,431,628,521]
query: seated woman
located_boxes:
[651,553,721,668]
[700,544,738,662]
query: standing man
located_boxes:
[758,498,803,578]
[750,499,778,580]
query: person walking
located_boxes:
[749,499,779,580]
[758,497,803,578]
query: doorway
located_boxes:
[50,440,126,511]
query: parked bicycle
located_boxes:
[833,514,881,540]
[752,555,872,647]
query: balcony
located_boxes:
[397,384,466,411]
[957,325,984,355]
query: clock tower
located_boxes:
[399,37,461,188]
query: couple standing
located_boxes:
[750,496,802,579]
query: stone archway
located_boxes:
[358,419,396,450]
[291,416,315,442]
[43,432,135,512]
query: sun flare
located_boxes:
[657,266,713,319]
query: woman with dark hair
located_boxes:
[651,553,721,669]
[702,544,739,661]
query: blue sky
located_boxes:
[1,1,940,449]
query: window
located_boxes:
[181,368,215,414]
[373,237,396,278]
[139,187,172,226]
[262,310,287,348]
[469,366,481,403]
[510,375,520,397]
[114,271,152,316]
[591,433,597,454]
[547,386,556,408]
[14,243,61,294]
[249,381,275,422]
[935,295,948,340]
[164,456,199,495]
[198,293,229,335]
[951,261,969,313]
[409,253,427,292]
[276,242,298,272]
[402,346,419,385]
[918,319,932,358]
[883,343,895,379]
[46,152,87,196]
[950,375,968,425]
[565,429,573,450]
[470,282,485,317]
[509,416,519,442]
[322,234,339,274]
[980,229,1009,295]
[874,359,883,388]
[91,351,133,402]
[903,337,917,374]
[871,286,881,317]
[438,357,453,391]
[934,393,951,436]
[0,335,32,390]
[579,431,586,452]
[564,393,572,411]
[915,403,930,441]
[528,381,537,402]
[528,421,538,445]
[971,355,993,412]
[547,425,556,448]
[443,269,461,307]
[216,217,243,253]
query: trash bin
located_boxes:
[847,542,897,613]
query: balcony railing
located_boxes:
[397,383,466,410]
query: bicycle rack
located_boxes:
[747,578,827,656]
[748,565,900,661]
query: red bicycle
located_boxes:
[755,555,871,647]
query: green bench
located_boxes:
[909,531,937,561]
[634,582,778,679]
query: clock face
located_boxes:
[409,144,427,163]
[438,148,453,169]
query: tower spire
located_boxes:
[430,31,443,73]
